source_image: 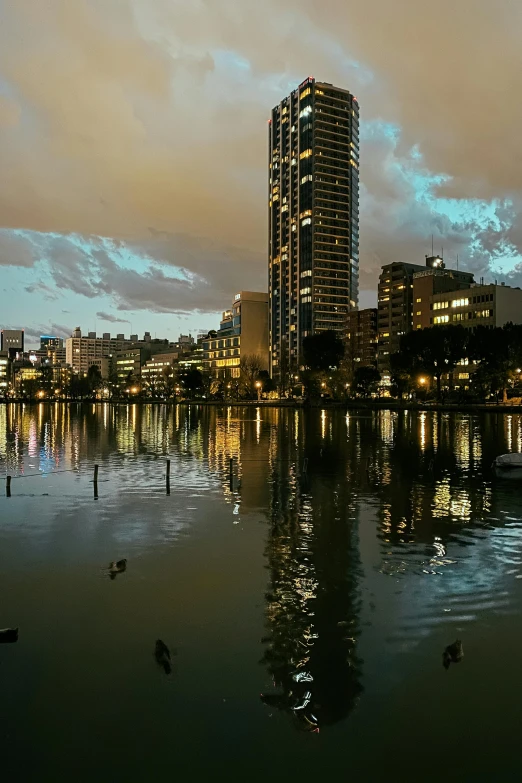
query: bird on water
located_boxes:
[443,639,464,670]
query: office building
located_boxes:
[269,77,359,378]
[413,267,475,330]
[426,282,522,330]
[112,348,144,388]
[203,291,269,380]
[1,329,24,356]
[345,308,378,379]
[0,351,8,389]
[377,256,474,371]
[40,335,63,350]
[141,352,180,387]
[66,328,134,377]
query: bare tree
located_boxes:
[239,354,264,398]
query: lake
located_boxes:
[1,404,522,781]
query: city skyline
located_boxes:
[1,2,521,343]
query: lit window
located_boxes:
[416,311,421,316]
[300,287,311,295]
[451,298,469,307]
[300,270,312,278]
[301,175,312,184]
[459,373,469,380]
[282,205,288,212]
[299,209,312,219]
[300,149,312,160]
[416,324,422,329]
[300,88,311,100]
[434,315,449,324]
[433,301,449,310]
[301,218,311,227]
[416,297,422,303]
[301,296,312,304]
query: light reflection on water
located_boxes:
[1,404,522,779]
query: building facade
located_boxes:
[425,282,522,330]
[1,329,24,356]
[141,352,180,387]
[412,268,475,330]
[66,328,133,378]
[269,77,359,378]
[112,348,144,388]
[345,308,378,379]
[40,335,63,350]
[377,256,474,371]
[203,291,269,380]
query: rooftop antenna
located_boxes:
[441,246,444,259]
[456,254,459,270]
[431,234,434,256]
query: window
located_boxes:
[416,311,421,316]
[300,287,311,295]
[451,298,469,308]
[300,149,312,160]
[416,324,422,329]
[300,88,311,100]
[301,175,312,184]
[301,218,311,226]
[434,315,449,324]
[459,373,469,380]
[301,296,312,303]
[433,301,449,310]
[416,298,422,303]
[300,270,312,278]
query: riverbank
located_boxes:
[2,398,522,413]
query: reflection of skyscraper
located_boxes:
[261,409,363,730]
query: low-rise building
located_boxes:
[345,309,378,379]
[112,348,144,388]
[423,282,522,330]
[203,292,269,380]
[141,352,180,386]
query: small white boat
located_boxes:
[493,453,522,473]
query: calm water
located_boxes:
[1,404,522,781]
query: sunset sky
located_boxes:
[1,0,521,346]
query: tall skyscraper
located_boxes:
[268,77,359,380]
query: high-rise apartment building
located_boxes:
[377,257,474,372]
[268,77,359,379]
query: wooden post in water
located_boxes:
[6,475,11,498]
[93,464,99,500]
[166,459,171,495]
[229,457,234,491]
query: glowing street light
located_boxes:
[419,377,427,385]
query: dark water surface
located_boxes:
[1,404,522,781]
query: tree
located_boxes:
[239,354,264,398]
[352,366,381,397]
[302,330,344,372]
[389,352,413,398]
[87,364,103,396]
[179,368,204,398]
[398,325,468,400]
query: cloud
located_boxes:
[0,0,520,315]
[96,311,131,324]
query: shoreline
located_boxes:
[1,399,522,413]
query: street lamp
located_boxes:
[255,381,261,401]
[419,377,426,385]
